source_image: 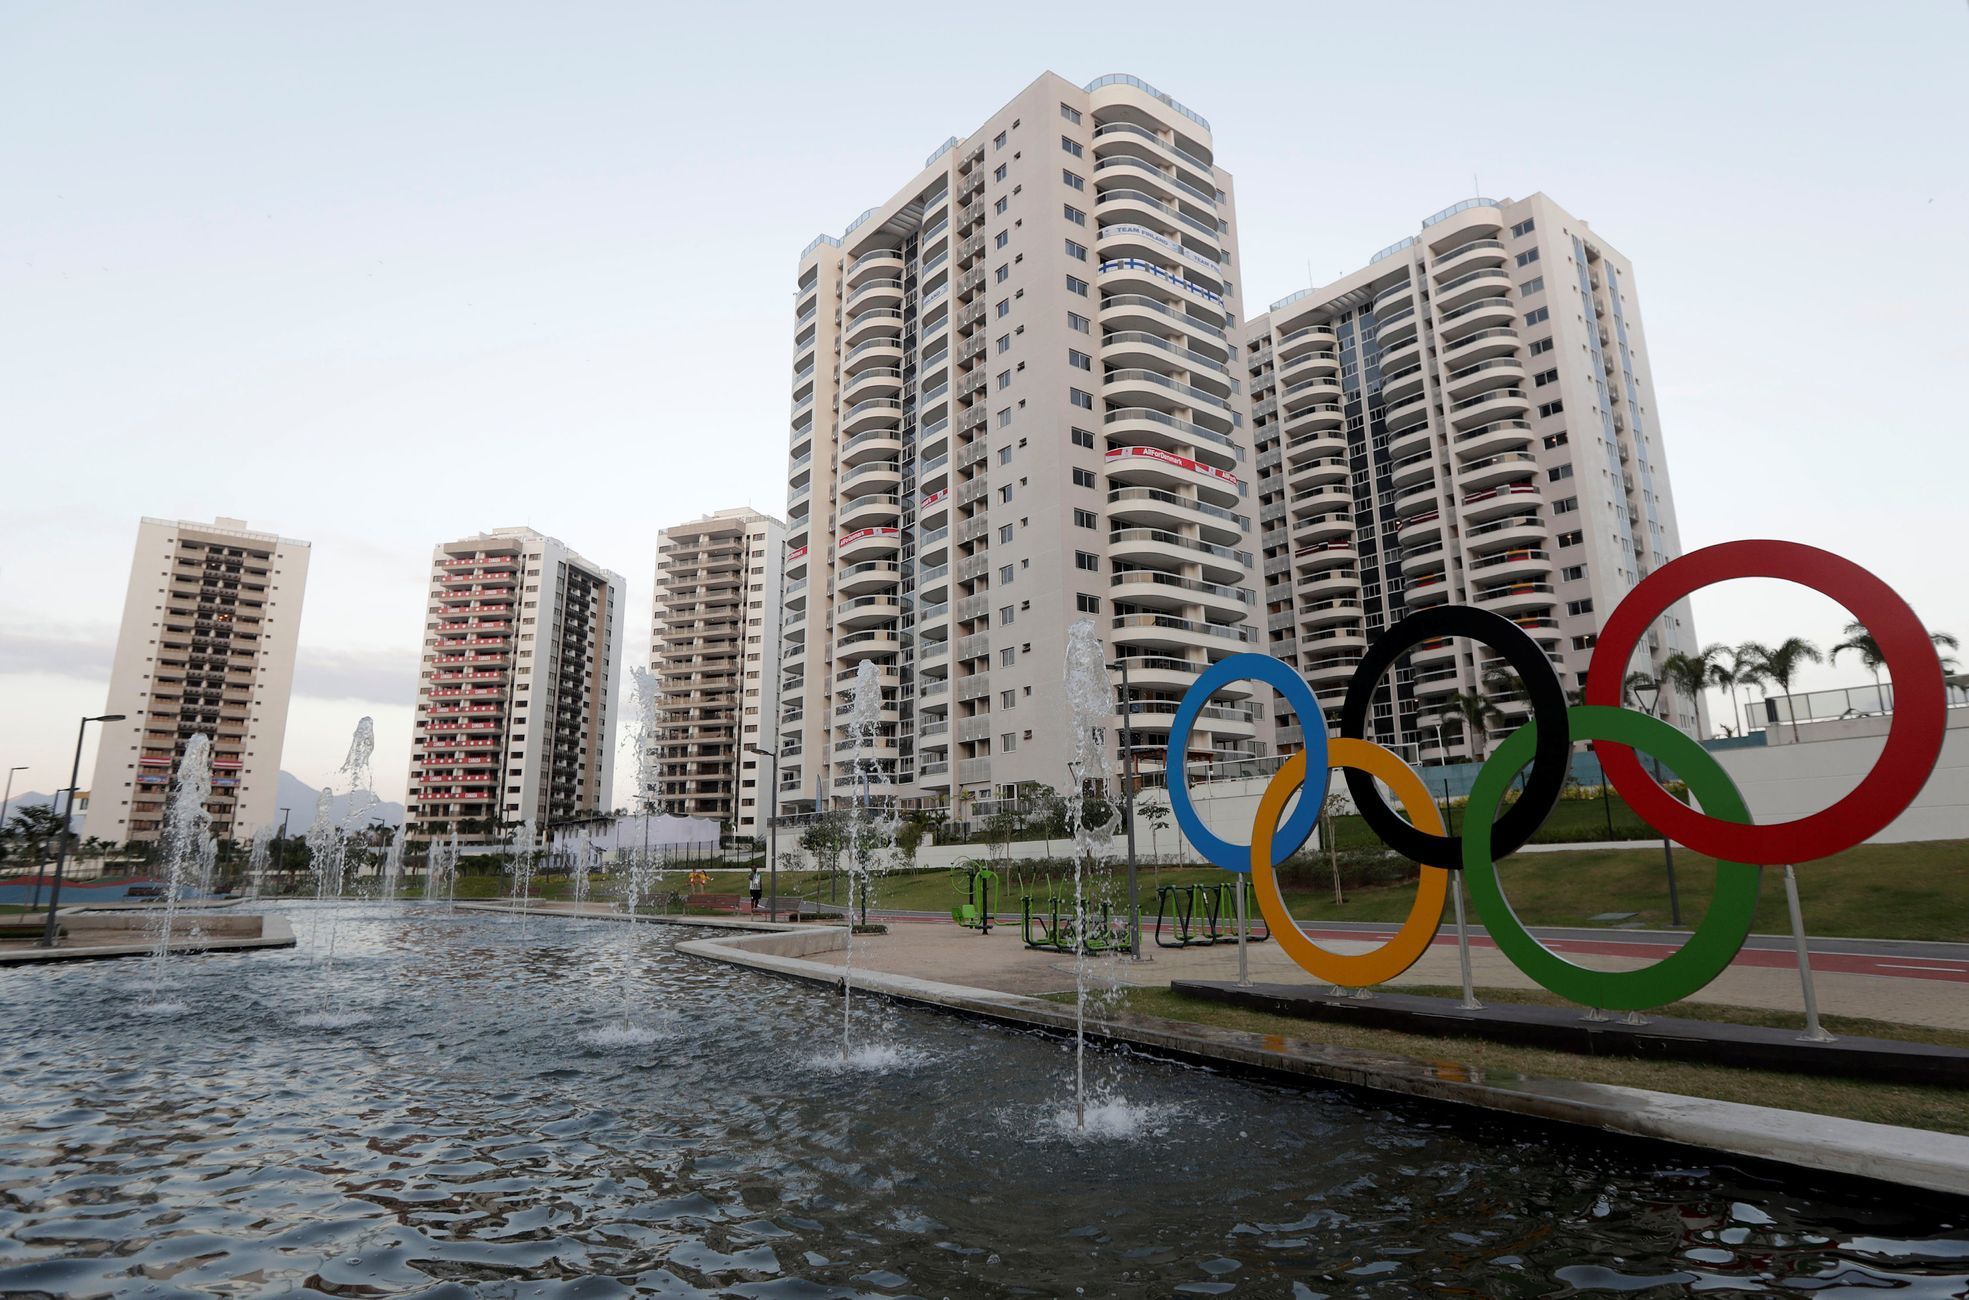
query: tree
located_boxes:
[1444,691,1502,761]
[1737,638,1822,742]
[1659,647,1721,733]
[1621,669,1657,709]
[1708,648,1759,738]
[1830,620,1962,711]
[6,805,67,869]
[1138,800,1171,863]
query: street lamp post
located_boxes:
[0,765,26,843]
[41,714,125,947]
[1630,682,1682,928]
[746,744,780,922]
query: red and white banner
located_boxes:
[837,527,901,547]
[920,489,949,508]
[1104,444,1239,487]
[785,545,808,561]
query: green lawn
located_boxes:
[1073,986,1969,1136]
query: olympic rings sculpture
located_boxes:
[1165,540,1948,1011]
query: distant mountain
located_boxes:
[277,771,406,830]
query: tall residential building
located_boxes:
[1244,193,1700,763]
[404,527,623,843]
[650,508,786,838]
[779,71,1260,815]
[86,517,310,844]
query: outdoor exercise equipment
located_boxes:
[950,861,998,933]
[1020,893,1134,954]
[1153,879,1271,947]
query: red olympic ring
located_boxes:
[1585,540,1946,865]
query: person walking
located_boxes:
[748,866,763,913]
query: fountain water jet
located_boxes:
[378,835,405,901]
[244,822,276,897]
[1063,618,1123,1131]
[838,658,900,1061]
[143,734,213,1007]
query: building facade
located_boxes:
[650,508,785,838]
[1244,193,1701,763]
[404,527,623,843]
[86,517,310,844]
[778,71,1261,815]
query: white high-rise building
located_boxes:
[87,516,310,844]
[404,527,623,843]
[779,72,1261,814]
[1244,194,1701,762]
[650,508,785,838]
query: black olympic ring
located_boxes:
[1337,604,1572,868]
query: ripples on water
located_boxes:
[0,902,1963,1297]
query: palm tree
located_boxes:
[1830,620,1962,712]
[1445,691,1502,760]
[1621,669,1657,709]
[1738,638,1822,742]
[1660,647,1721,733]
[1708,647,1760,738]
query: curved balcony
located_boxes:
[1098,293,1230,348]
[840,493,903,529]
[1389,450,1437,491]
[1108,569,1250,618]
[840,458,901,495]
[1299,596,1363,629]
[1109,527,1248,583]
[1278,346,1340,383]
[1097,258,1228,319]
[837,593,903,629]
[843,337,904,375]
[1473,582,1557,616]
[1397,509,1444,547]
[1372,277,1415,316]
[1469,548,1553,584]
[1374,307,1419,349]
[1393,481,1441,518]
[848,247,905,287]
[1103,449,1241,503]
[1443,357,1526,399]
[1107,486,1245,545]
[1277,323,1339,361]
[1285,429,1348,466]
[1299,626,1368,658]
[845,278,905,313]
[1280,402,1345,442]
[844,308,905,347]
[1454,419,1536,461]
[1285,449,1347,486]
[1294,565,1359,604]
[1432,237,1509,278]
[1379,362,1426,404]
[1102,368,1234,428]
[1422,201,1504,252]
[1304,656,1355,692]
[1447,386,1532,431]
[1405,571,1452,607]
[1280,375,1345,415]
[843,366,905,405]
[842,396,905,435]
[1459,481,1544,524]
[1376,334,1421,375]
[1296,510,1353,544]
[1288,487,1354,529]
[1094,188,1225,258]
[837,527,902,562]
[1412,667,1463,700]
[1444,327,1521,365]
[1438,296,1516,339]
[1399,536,1446,574]
[834,564,898,601]
[1458,451,1541,493]
[842,427,904,465]
[1105,408,1239,468]
[1110,613,1253,655]
[1465,512,1547,556]
[836,626,902,662]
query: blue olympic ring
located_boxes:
[1163,653,1326,872]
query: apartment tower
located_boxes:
[650,508,786,837]
[1243,194,1700,762]
[404,528,623,843]
[779,72,1259,814]
[87,517,310,844]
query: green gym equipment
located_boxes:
[950,861,998,934]
[1020,893,1134,955]
[1153,879,1270,948]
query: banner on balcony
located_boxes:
[1104,444,1238,487]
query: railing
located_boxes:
[1107,486,1246,528]
[1112,613,1253,644]
[1109,527,1250,566]
[1109,569,1252,604]
[1096,258,1225,306]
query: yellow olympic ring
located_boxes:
[1249,738,1449,988]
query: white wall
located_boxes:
[1711,709,1969,845]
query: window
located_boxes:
[1528,336,1554,356]
[1558,529,1583,547]
[996,408,1012,428]
[1520,276,1544,295]
[1515,248,1541,267]
[1068,349,1091,371]
[998,524,1014,543]
[1566,598,1595,617]
[996,299,1011,318]
[1066,275,1089,296]
[1000,689,1017,709]
[997,369,1011,390]
[997,485,1013,503]
[1001,733,1017,753]
[1543,431,1570,449]
[994,196,1008,215]
[1060,102,1081,124]
[1067,312,1089,334]
[995,230,1010,249]
[995,265,1010,284]
[1561,565,1585,582]
[993,163,1007,182]
[1554,496,1579,514]
[1072,427,1095,448]
[1076,593,1101,614]
[993,130,1007,149]
[1069,388,1093,409]
[997,334,1012,354]
[1065,239,1087,261]
[1063,169,1084,190]
[999,605,1015,625]
[1071,467,1096,488]
[1537,399,1564,418]
[999,565,1014,584]
[1074,550,1099,570]
[1000,647,1017,667]
[1548,465,1573,482]
[997,445,1013,464]
[1533,368,1559,386]
[1061,135,1083,157]
[1073,508,1097,529]
[1510,217,1535,237]
[1064,204,1085,225]
[1524,306,1550,326]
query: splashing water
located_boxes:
[244,822,275,897]
[1063,618,1123,1131]
[378,835,405,900]
[144,735,213,1005]
[509,818,536,926]
[305,718,379,991]
[424,833,458,905]
[195,834,218,898]
[839,658,900,1060]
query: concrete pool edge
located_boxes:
[679,925,1969,1201]
[0,912,296,965]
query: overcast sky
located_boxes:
[2,1,1964,806]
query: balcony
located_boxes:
[1460,482,1545,524]
[845,277,905,313]
[1458,450,1541,492]
[1111,613,1253,654]
[1109,527,1248,582]
[1443,357,1526,399]
[837,527,902,562]
[1447,386,1532,430]
[1454,419,1536,461]
[1276,324,1338,361]
[844,308,905,347]
[1432,237,1508,277]
[1438,296,1517,339]
[1098,292,1230,344]
[1473,582,1557,615]
[842,427,904,465]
